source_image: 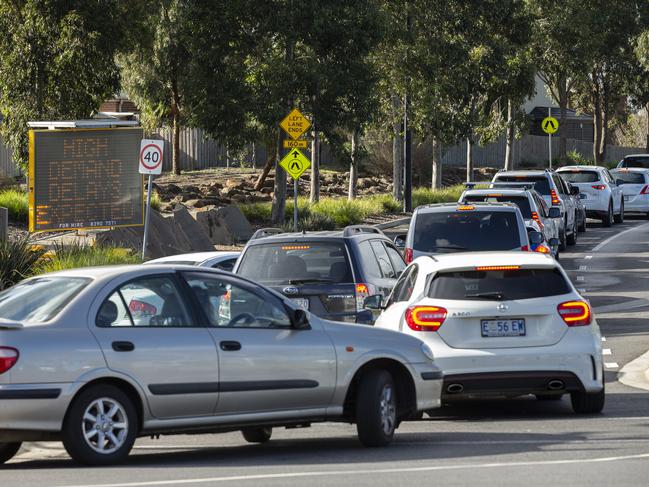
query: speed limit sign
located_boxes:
[139,139,164,175]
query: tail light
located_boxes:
[550,189,560,205]
[591,184,606,190]
[128,299,157,316]
[476,265,521,271]
[557,301,592,326]
[0,347,19,374]
[405,305,447,331]
[404,247,413,264]
[355,283,374,312]
[521,245,529,251]
[534,244,551,254]
[640,185,649,195]
[531,211,544,229]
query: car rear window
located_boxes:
[413,211,522,253]
[464,195,532,218]
[621,156,649,168]
[427,268,571,300]
[494,175,550,195]
[237,242,353,285]
[558,170,599,183]
[0,277,91,324]
[612,171,646,184]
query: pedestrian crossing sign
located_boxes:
[542,116,559,134]
[280,149,311,179]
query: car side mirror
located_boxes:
[570,186,580,195]
[393,234,406,249]
[364,294,384,310]
[549,237,559,247]
[291,308,311,330]
[548,207,561,218]
[528,230,544,245]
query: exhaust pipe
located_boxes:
[547,379,565,391]
[446,383,464,394]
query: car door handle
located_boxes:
[112,341,135,352]
[220,341,241,351]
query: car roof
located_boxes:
[413,251,556,271]
[246,229,389,245]
[612,167,649,173]
[494,170,550,177]
[557,165,605,171]
[462,188,535,197]
[36,264,215,279]
[623,154,649,158]
[145,251,240,264]
[415,201,522,212]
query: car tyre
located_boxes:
[567,219,577,245]
[614,200,624,223]
[535,394,563,401]
[578,213,587,232]
[571,386,605,414]
[356,369,397,447]
[558,223,567,251]
[62,384,137,465]
[241,427,272,444]
[603,202,613,227]
[0,442,21,465]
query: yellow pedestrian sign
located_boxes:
[542,116,559,134]
[280,149,311,179]
[280,108,311,140]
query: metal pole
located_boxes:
[293,178,298,232]
[548,107,552,169]
[142,174,153,260]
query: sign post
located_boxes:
[280,109,311,231]
[139,139,164,259]
[542,110,559,169]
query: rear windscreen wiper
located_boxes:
[432,245,469,251]
[288,278,334,284]
[465,292,506,300]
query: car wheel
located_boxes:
[614,200,624,223]
[571,386,605,414]
[62,384,137,465]
[535,394,563,401]
[602,202,613,227]
[578,212,587,232]
[241,427,272,443]
[356,369,397,447]
[567,219,577,245]
[0,442,21,465]
[558,223,567,251]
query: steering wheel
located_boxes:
[228,312,257,327]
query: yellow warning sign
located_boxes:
[280,108,311,140]
[280,149,311,179]
[542,116,559,134]
[283,139,308,149]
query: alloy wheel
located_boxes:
[82,397,129,455]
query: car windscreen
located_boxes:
[427,268,571,300]
[413,211,522,253]
[494,175,550,195]
[611,171,646,184]
[621,156,649,168]
[558,170,599,183]
[0,277,91,324]
[237,242,353,285]
[464,195,532,218]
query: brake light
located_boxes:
[457,205,475,211]
[476,265,521,271]
[405,306,447,331]
[404,247,413,264]
[640,185,649,195]
[531,211,544,229]
[0,347,19,374]
[591,184,606,190]
[129,299,157,316]
[550,189,560,205]
[534,244,551,254]
[355,283,370,312]
[557,301,591,326]
[521,245,529,251]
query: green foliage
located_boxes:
[150,190,162,212]
[412,185,464,208]
[0,236,47,291]
[563,150,593,166]
[0,188,28,223]
[40,243,140,273]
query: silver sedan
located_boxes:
[0,265,442,465]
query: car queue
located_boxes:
[0,165,642,466]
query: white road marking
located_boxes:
[578,288,587,293]
[57,452,649,487]
[576,276,585,282]
[592,223,649,251]
[603,348,612,355]
[579,265,587,270]
[585,255,593,260]
[601,336,606,341]
[605,362,619,369]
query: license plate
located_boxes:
[291,298,309,310]
[624,195,630,201]
[481,318,526,337]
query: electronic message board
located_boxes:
[28,127,144,232]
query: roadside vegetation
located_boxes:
[0,188,28,223]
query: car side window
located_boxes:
[552,175,565,194]
[534,194,548,217]
[370,240,396,279]
[358,240,383,279]
[212,258,236,271]
[184,273,291,329]
[385,244,406,275]
[386,264,419,307]
[96,276,191,327]
[604,170,615,184]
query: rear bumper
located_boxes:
[623,198,649,212]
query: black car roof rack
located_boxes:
[342,225,385,238]
[250,227,284,240]
[488,182,534,190]
[462,181,493,188]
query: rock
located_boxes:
[260,186,272,194]
[194,205,253,245]
[170,204,215,252]
[162,183,182,195]
[220,187,242,198]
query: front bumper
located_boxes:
[410,363,443,412]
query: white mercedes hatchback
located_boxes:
[372,252,604,414]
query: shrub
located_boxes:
[412,185,464,208]
[0,188,28,223]
[40,243,141,273]
[239,201,273,223]
[150,190,162,211]
[0,236,48,291]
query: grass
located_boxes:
[239,186,463,230]
[39,243,141,273]
[0,236,48,291]
[150,190,162,211]
[0,188,28,223]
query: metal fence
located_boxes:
[0,135,19,178]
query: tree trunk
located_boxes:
[251,142,256,169]
[254,142,276,191]
[558,77,568,160]
[646,102,649,152]
[271,126,286,224]
[348,129,359,200]
[172,111,180,176]
[600,80,610,164]
[592,78,603,164]
[310,119,320,203]
[431,138,442,190]
[504,99,515,171]
[466,137,473,182]
[392,94,403,201]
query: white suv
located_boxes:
[371,251,604,414]
[557,166,623,226]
